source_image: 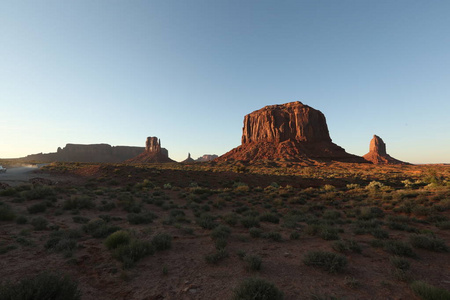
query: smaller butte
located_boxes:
[363,135,407,165]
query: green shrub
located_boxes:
[127,212,157,224]
[259,212,280,224]
[384,240,417,258]
[15,215,28,224]
[0,203,16,221]
[196,214,218,229]
[45,229,81,254]
[205,248,228,264]
[263,231,282,242]
[20,186,55,200]
[244,254,262,271]
[232,277,283,300]
[72,216,89,224]
[0,271,81,300]
[222,213,239,226]
[303,251,348,273]
[211,225,231,240]
[30,217,48,230]
[371,228,389,239]
[113,239,154,268]
[409,234,449,252]
[289,231,300,240]
[390,256,410,271]
[82,219,121,238]
[249,227,263,238]
[63,196,95,210]
[27,202,47,214]
[410,280,450,300]
[323,210,341,220]
[332,240,362,254]
[215,238,227,250]
[151,233,172,251]
[241,216,260,228]
[104,230,131,250]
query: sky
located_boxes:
[1,0,449,164]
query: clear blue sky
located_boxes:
[1,0,449,163]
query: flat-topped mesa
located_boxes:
[242,101,332,144]
[363,135,407,165]
[217,101,366,163]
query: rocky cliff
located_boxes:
[217,101,366,163]
[25,144,144,163]
[363,135,406,165]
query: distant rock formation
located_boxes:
[196,154,218,162]
[217,101,366,163]
[126,137,174,163]
[182,153,195,163]
[363,135,406,165]
[25,143,144,163]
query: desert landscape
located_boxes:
[1,102,449,300]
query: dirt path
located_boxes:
[0,165,55,186]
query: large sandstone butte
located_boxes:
[217,101,366,163]
[126,137,174,163]
[363,135,406,165]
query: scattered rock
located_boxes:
[363,135,407,165]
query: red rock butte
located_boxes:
[126,137,174,163]
[363,135,407,165]
[217,101,366,163]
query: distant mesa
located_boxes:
[126,137,174,163]
[196,154,218,162]
[25,143,144,163]
[363,135,407,165]
[181,153,218,163]
[217,101,366,163]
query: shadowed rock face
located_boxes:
[217,101,366,163]
[363,135,407,165]
[242,101,332,144]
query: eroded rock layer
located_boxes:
[217,101,366,162]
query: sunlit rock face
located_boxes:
[217,101,366,163]
[363,135,407,165]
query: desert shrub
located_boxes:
[113,239,154,268]
[20,186,55,200]
[82,219,121,238]
[390,256,410,271]
[371,228,389,239]
[259,212,280,224]
[332,240,362,254]
[410,280,450,300]
[384,240,417,258]
[232,277,284,300]
[290,231,300,240]
[358,207,385,220]
[0,243,17,254]
[30,217,48,230]
[104,230,131,250]
[241,216,260,228]
[215,238,227,250]
[0,272,81,300]
[436,221,450,230]
[45,229,81,254]
[323,210,341,220]
[211,225,231,240]
[63,196,95,210]
[319,227,340,241]
[222,213,239,226]
[303,251,348,273]
[15,215,28,224]
[0,203,16,221]
[72,216,89,224]
[205,248,228,264]
[409,234,449,252]
[196,214,218,229]
[27,202,47,214]
[127,212,157,224]
[388,222,419,233]
[249,227,263,238]
[263,231,282,242]
[244,254,262,271]
[151,233,172,251]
